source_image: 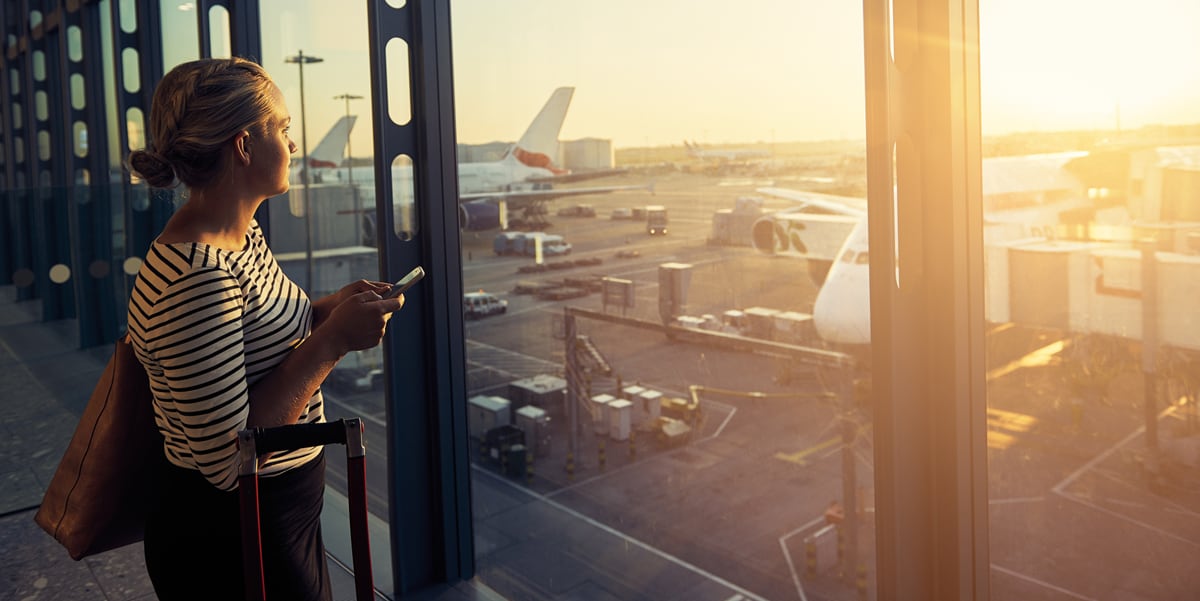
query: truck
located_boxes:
[646,205,669,235]
[494,232,573,257]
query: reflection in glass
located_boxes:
[159,0,200,71]
[391,154,415,240]
[385,38,410,126]
[67,26,83,62]
[980,1,1200,599]
[70,73,85,110]
[121,48,140,93]
[73,122,87,158]
[453,3,872,598]
[125,106,144,153]
[208,5,231,59]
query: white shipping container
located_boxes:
[590,393,615,434]
[515,405,552,457]
[468,395,511,441]
[608,399,633,441]
[636,389,663,425]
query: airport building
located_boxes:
[2,1,1198,600]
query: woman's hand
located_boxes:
[312,280,391,328]
[319,290,405,354]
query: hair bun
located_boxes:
[127,149,179,189]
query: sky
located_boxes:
[159,0,1200,154]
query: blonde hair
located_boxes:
[127,57,276,189]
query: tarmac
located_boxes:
[0,285,502,601]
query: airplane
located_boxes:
[292,87,644,232]
[289,114,357,183]
[751,151,1111,349]
[683,140,771,162]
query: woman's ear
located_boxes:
[234,131,252,166]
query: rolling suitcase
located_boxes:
[237,418,374,601]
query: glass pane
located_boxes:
[981,1,1200,599]
[160,0,200,71]
[453,3,873,598]
[257,2,389,597]
[208,5,231,59]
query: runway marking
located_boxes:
[324,393,387,429]
[1051,400,1200,548]
[990,563,1099,601]
[777,515,826,601]
[985,339,1065,381]
[776,436,841,466]
[466,339,562,371]
[475,465,770,601]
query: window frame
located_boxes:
[864,0,990,598]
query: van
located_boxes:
[464,292,508,319]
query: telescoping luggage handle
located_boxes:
[237,418,373,601]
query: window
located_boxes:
[452,2,874,598]
[981,1,1200,598]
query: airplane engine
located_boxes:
[750,215,805,256]
[459,200,502,232]
[751,215,834,286]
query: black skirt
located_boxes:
[144,452,331,601]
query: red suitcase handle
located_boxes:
[237,418,372,601]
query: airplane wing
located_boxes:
[756,187,867,217]
[526,167,630,184]
[461,182,652,205]
[750,187,865,261]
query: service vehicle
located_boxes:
[464,291,509,319]
[646,205,669,235]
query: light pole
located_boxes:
[285,50,323,291]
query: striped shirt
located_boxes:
[127,220,324,491]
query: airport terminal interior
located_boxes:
[2,1,1199,600]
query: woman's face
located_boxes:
[247,83,298,198]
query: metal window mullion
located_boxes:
[0,5,17,285]
[23,0,59,313]
[60,0,117,346]
[867,0,988,599]
[110,0,167,271]
[5,5,36,301]
[367,0,473,592]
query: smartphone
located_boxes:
[384,266,425,299]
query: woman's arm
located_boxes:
[246,290,403,428]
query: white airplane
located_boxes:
[753,151,1105,348]
[294,87,642,231]
[683,140,770,162]
[289,114,357,182]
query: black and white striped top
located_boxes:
[127,220,324,491]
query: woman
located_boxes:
[126,57,401,600]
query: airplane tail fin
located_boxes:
[305,115,356,169]
[505,87,573,175]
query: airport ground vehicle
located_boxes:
[464,292,508,319]
[494,232,573,256]
[646,205,669,235]
[556,204,596,217]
